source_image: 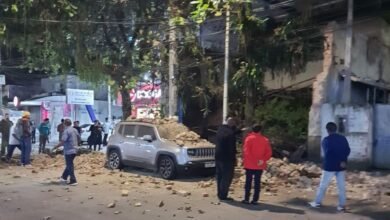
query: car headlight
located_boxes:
[187,149,196,156]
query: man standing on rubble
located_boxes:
[215,117,238,201]
[309,122,351,212]
[242,124,272,205]
[53,119,80,186]
[0,113,13,157]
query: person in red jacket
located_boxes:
[242,124,272,205]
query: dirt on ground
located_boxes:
[0,153,389,220]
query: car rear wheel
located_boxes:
[108,149,122,170]
[158,156,177,180]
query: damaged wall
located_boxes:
[321,104,373,168]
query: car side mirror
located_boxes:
[142,135,153,142]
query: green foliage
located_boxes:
[255,96,310,146]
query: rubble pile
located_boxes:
[127,118,214,147]
[32,152,107,176]
[346,171,390,200]
[234,157,322,189]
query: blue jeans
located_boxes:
[314,171,346,207]
[6,145,21,160]
[20,137,32,165]
[62,154,77,183]
[244,169,263,202]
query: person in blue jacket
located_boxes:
[309,122,351,211]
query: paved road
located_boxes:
[0,164,388,220]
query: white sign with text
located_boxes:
[66,89,94,105]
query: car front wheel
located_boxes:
[158,156,177,180]
[108,149,122,170]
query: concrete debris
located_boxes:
[114,211,121,214]
[202,193,209,197]
[121,190,129,197]
[107,202,116,208]
[42,216,52,220]
[198,210,205,214]
[134,202,142,207]
[177,190,191,197]
[158,201,165,207]
[166,185,173,190]
[126,118,213,147]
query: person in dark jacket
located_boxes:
[309,122,351,211]
[0,113,13,157]
[88,120,102,151]
[215,117,238,201]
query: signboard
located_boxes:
[66,89,94,105]
[0,75,5,85]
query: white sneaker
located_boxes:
[24,164,33,169]
[59,178,67,183]
[308,202,321,208]
[68,182,78,186]
[337,206,346,212]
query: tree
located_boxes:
[191,0,324,125]
[1,0,169,119]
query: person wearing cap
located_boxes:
[53,119,80,186]
[14,111,33,167]
[0,113,13,157]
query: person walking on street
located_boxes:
[241,124,272,205]
[102,117,110,146]
[53,119,80,186]
[57,119,65,142]
[15,111,33,167]
[30,120,36,144]
[38,118,51,154]
[0,113,13,157]
[5,124,21,162]
[215,117,238,201]
[309,122,351,212]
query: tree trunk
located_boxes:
[244,81,256,125]
[120,87,132,120]
[199,61,209,139]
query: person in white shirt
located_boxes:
[5,125,21,162]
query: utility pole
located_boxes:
[222,5,230,123]
[342,0,353,104]
[108,85,112,123]
[168,3,178,118]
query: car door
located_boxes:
[136,125,158,165]
[120,124,140,162]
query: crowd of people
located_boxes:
[0,112,352,210]
[215,117,351,211]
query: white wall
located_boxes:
[321,104,373,165]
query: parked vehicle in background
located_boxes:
[80,124,92,145]
[106,120,216,179]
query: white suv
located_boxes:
[106,121,216,179]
